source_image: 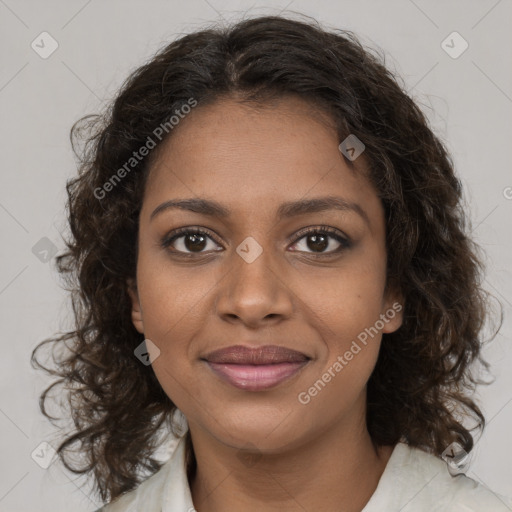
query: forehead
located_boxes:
[142,96,382,225]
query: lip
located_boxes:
[202,345,310,391]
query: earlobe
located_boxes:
[126,278,144,334]
[381,299,404,334]
[382,286,405,334]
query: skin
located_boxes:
[127,95,403,512]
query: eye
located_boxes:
[161,228,222,255]
[289,226,351,255]
[161,225,351,257]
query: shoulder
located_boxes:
[364,442,512,512]
[93,458,172,512]
[410,444,512,511]
[94,438,184,512]
[93,435,193,511]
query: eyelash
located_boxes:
[160,225,351,257]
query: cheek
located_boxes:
[136,251,210,340]
[300,281,385,412]
[298,249,387,379]
[135,252,215,397]
[304,256,387,338]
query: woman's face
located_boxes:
[128,96,403,453]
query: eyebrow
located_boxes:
[150,196,370,225]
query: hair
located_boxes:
[31,12,498,504]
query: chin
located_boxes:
[203,408,309,453]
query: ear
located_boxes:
[381,284,404,334]
[127,278,144,334]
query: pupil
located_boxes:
[308,234,327,252]
[185,233,206,252]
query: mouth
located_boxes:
[202,345,310,391]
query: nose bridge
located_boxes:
[214,236,293,325]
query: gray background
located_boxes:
[0,0,511,510]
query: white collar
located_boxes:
[160,436,195,511]
[101,436,512,511]
[98,435,194,512]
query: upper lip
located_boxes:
[203,345,310,365]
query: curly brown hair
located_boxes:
[31,13,497,504]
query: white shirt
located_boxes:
[96,436,512,511]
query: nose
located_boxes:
[214,246,294,329]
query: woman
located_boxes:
[31,14,512,511]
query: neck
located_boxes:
[188,408,394,512]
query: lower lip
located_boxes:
[206,361,308,391]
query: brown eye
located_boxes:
[161,228,222,254]
[290,227,351,255]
